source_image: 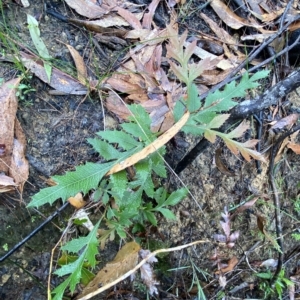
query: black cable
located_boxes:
[0,202,69,263]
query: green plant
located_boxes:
[27,26,268,299]
[15,81,36,101]
[256,269,293,299]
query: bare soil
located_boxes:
[0,0,300,299]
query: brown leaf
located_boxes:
[215,256,238,274]
[269,114,299,131]
[66,45,87,85]
[215,148,236,176]
[105,92,131,119]
[0,174,17,193]
[78,242,141,298]
[8,119,29,192]
[20,52,87,95]
[256,214,279,248]
[64,0,107,19]
[68,18,128,37]
[287,142,300,154]
[210,0,260,29]
[226,120,249,139]
[231,196,268,218]
[0,78,21,174]
[142,0,160,29]
[68,192,86,209]
[115,7,142,29]
[200,13,243,55]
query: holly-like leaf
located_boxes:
[28,162,114,207]
[52,221,100,299]
[88,138,121,160]
[98,130,140,150]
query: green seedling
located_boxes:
[256,269,293,299]
[27,14,52,82]
[27,25,269,299]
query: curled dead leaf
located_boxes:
[77,241,141,299]
[68,192,86,209]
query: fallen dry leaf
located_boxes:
[78,241,141,298]
[215,256,238,274]
[68,192,86,209]
[19,52,88,95]
[269,114,299,132]
[66,45,87,85]
[210,0,253,29]
[287,142,300,154]
[64,0,108,19]
[256,214,279,249]
[0,78,29,193]
[115,7,142,30]
[142,0,160,29]
[8,119,29,192]
[0,174,18,193]
[0,78,20,174]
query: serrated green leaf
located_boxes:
[157,207,177,220]
[98,130,140,150]
[188,61,207,83]
[52,278,71,300]
[163,188,188,206]
[182,118,205,135]
[88,138,121,160]
[144,210,157,226]
[207,114,230,129]
[132,160,154,197]
[116,227,126,238]
[149,151,167,178]
[110,170,128,201]
[28,162,114,207]
[173,99,186,122]
[154,187,167,206]
[127,104,152,138]
[248,70,269,81]
[187,83,200,112]
[203,71,268,114]
[121,122,150,142]
[193,110,216,124]
[53,221,100,298]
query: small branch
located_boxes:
[268,123,300,284]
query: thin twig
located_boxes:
[268,123,300,284]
